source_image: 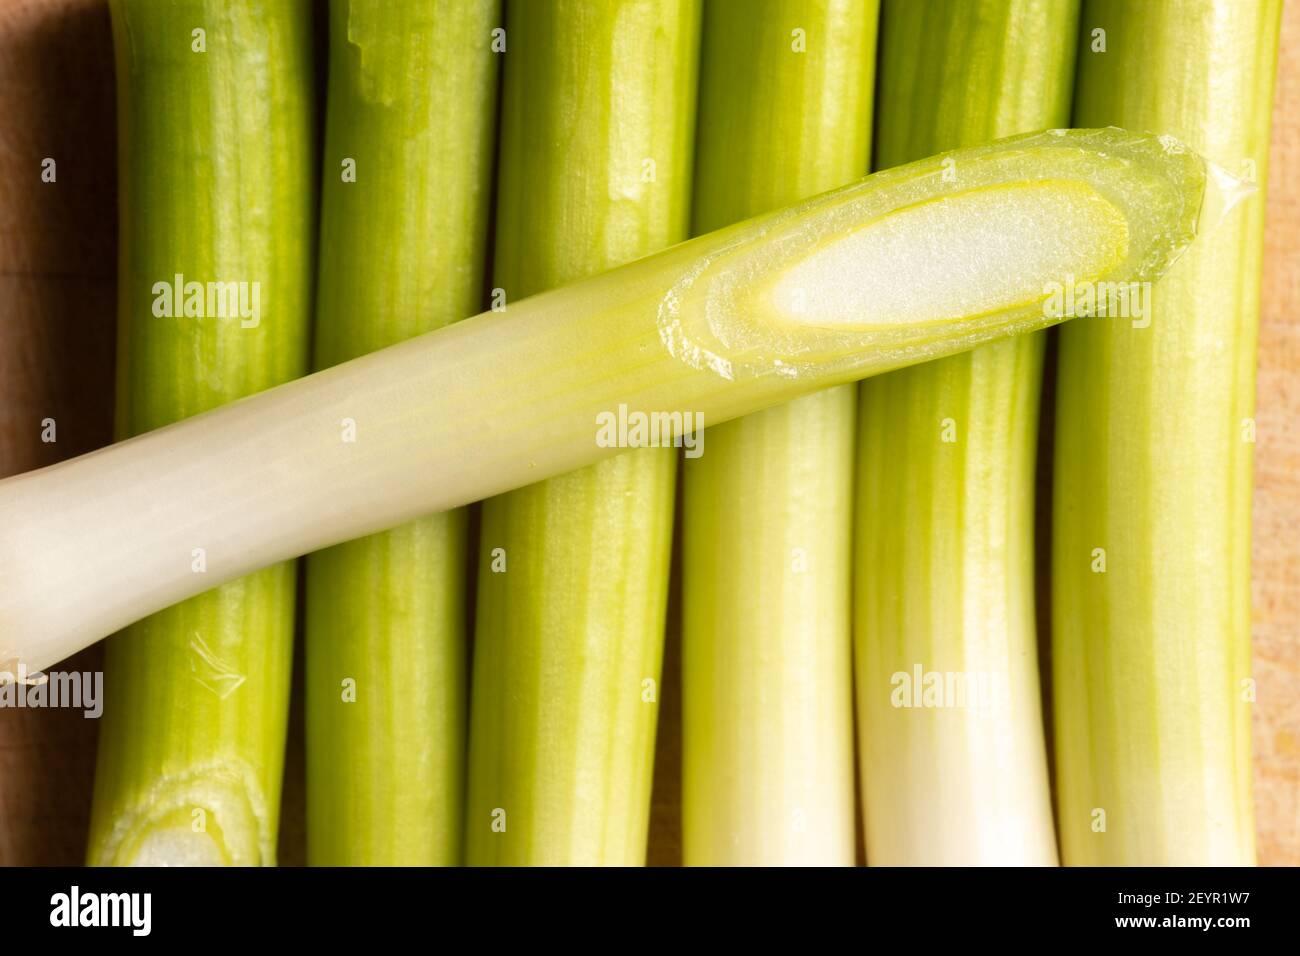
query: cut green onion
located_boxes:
[853,0,1078,866]
[464,0,698,867]
[1053,0,1281,866]
[304,0,499,867]
[0,128,1206,678]
[86,0,317,866]
[681,0,878,867]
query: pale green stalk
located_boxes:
[855,0,1077,866]
[465,0,699,866]
[682,0,877,867]
[87,0,316,866]
[304,0,499,867]
[1,129,1207,678]
[1054,0,1281,865]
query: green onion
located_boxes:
[464,0,698,866]
[853,0,1078,866]
[304,0,499,867]
[86,0,316,865]
[681,0,878,866]
[1053,0,1281,865]
[1,128,1206,679]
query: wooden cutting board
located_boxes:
[1,0,1296,866]
[1250,0,1300,871]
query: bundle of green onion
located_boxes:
[0,0,1279,868]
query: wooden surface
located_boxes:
[0,0,115,868]
[1251,0,1300,869]
[1,0,1296,866]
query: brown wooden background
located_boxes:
[0,0,1295,866]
